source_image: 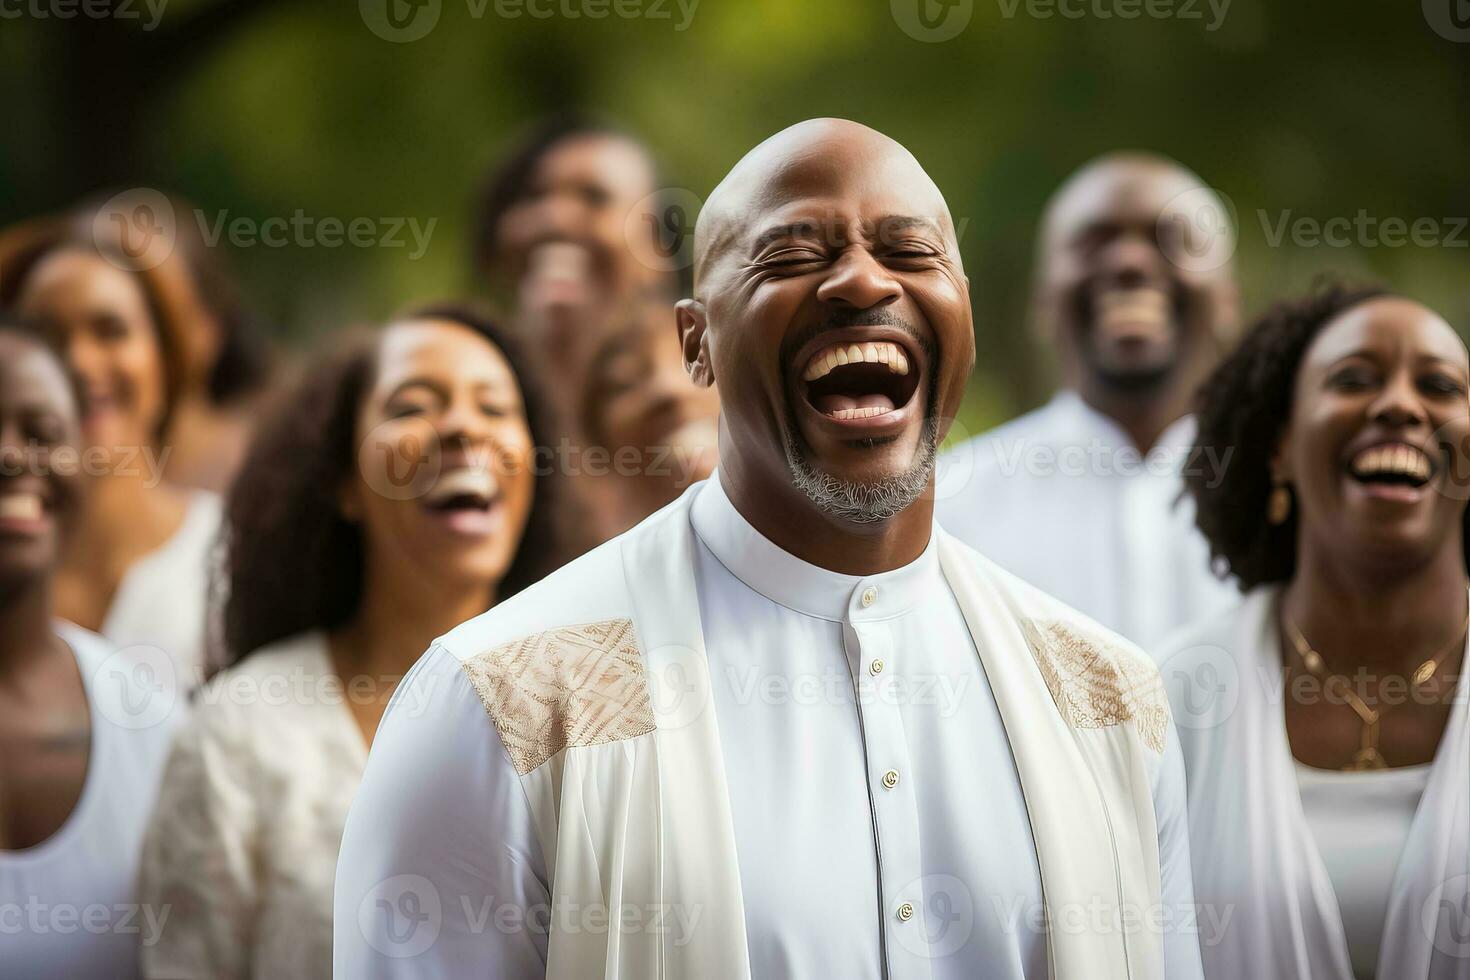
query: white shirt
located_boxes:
[101,492,221,685]
[138,633,368,980]
[0,623,181,980]
[1296,762,1431,980]
[337,478,1203,978]
[937,391,1237,648]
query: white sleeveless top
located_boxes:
[1296,762,1432,980]
[0,623,183,979]
[101,492,221,687]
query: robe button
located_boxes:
[882,769,899,789]
[897,902,914,922]
[861,587,877,607]
[869,659,884,676]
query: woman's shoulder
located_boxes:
[190,633,333,736]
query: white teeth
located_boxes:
[801,341,911,382]
[1351,444,1431,480]
[828,406,893,420]
[0,492,43,521]
[424,468,498,506]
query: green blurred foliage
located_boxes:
[3,0,1467,435]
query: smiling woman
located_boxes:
[1164,280,1470,980]
[0,229,223,687]
[135,304,571,979]
[0,320,180,980]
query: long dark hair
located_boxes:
[218,303,570,666]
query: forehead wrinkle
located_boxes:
[694,119,958,291]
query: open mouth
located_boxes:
[1093,286,1173,341]
[0,489,51,535]
[1346,442,1436,494]
[800,340,921,423]
[421,468,503,536]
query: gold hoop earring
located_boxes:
[1267,483,1292,525]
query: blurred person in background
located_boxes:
[137,305,565,979]
[1160,284,1470,980]
[473,115,718,543]
[576,310,719,535]
[0,320,180,979]
[938,153,1240,647]
[84,193,274,494]
[1,226,223,683]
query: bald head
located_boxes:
[1040,151,1233,270]
[675,118,974,541]
[694,118,961,292]
[1033,151,1238,395]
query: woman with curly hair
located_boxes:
[1159,282,1470,979]
[136,305,567,978]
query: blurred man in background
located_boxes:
[938,153,1240,647]
[472,117,718,543]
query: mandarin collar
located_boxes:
[689,472,941,623]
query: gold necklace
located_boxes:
[1283,611,1466,771]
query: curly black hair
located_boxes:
[217,303,575,667]
[1185,280,1459,590]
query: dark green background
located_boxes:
[4,0,1467,432]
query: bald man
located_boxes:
[938,154,1241,647]
[335,122,1203,980]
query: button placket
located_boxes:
[846,615,924,975]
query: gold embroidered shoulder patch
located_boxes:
[1021,619,1169,754]
[461,618,656,775]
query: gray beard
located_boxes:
[783,414,941,526]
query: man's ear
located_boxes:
[676,298,715,389]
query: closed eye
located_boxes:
[1420,374,1468,397]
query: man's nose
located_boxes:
[1096,230,1166,286]
[815,248,902,310]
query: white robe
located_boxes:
[335,480,1194,979]
[1157,590,1470,979]
[937,392,1237,648]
